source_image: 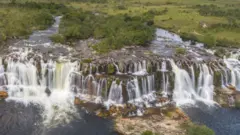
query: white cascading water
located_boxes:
[223,56,240,90]
[105,81,123,108]
[160,61,169,97]
[197,64,214,102]
[133,60,147,75]
[170,59,214,105]
[4,49,79,127]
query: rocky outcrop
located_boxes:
[114,108,187,135]
[0,91,8,99]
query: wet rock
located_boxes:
[114,113,186,135]
[158,97,169,103]
[96,108,110,118]
[175,108,189,121]
[144,107,161,115]
[0,91,8,99]
[227,85,237,91]
[45,88,51,96]
[74,97,83,105]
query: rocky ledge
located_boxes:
[114,107,188,135]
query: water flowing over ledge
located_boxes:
[0,16,240,129]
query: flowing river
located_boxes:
[0,16,240,135]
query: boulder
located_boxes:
[0,91,8,99]
[227,85,237,91]
[74,97,83,105]
[158,97,169,103]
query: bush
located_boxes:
[181,122,215,135]
[82,58,92,63]
[214,48,226,58]
[59,10,155,52]
[216,38,239,48]
[50,34,65,44]
[235,101,240,109]
[0,8,54,40]
[175,47,186,55]
[141,130,154,135]
[203,34,216,48]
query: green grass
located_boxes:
[68,0,240,48]
[0,2,69,43]
[0,7,54,41]
[181,122,215,135]
[0,0,240,48]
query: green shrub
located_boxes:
[50,34,65,44]
[82,58,92,63]
[203,34,216,48]
[235,101,240,109]
[59,10,155,53]
[181,122,215,135]
[0,8,54,39]
[107,64,115,74]
[141,130,154,135]
[175,47,186,55]
[214,48,226,58]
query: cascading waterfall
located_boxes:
[133,60,147,75]
[170,59,214,105]
[4,51,79,126]
[223,57,240,90]
[197,64,214,102]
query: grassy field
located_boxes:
[68,0,240,48]
[0,0,239,49]
[0,1,68,43]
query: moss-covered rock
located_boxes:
[107,64,115,74]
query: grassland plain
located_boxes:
[68,0,240,48]
[0,1,68,43]
[0,0,239,49]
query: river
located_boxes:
[1,16,240,135]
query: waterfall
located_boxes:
[224,57,240,90]
[4,51,79,126]
[106,81,123,106]
[170,59,214,105]
[197,64,214,101]
[133,60,147,75]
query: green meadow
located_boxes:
[0,0,239,50]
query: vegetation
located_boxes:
[67,0,240,48]
[58,9,155,53]
[0,1,69,44]
[181,122,215,135]
[175,47,186,55]
[235,101,240,109]
[50,34,65,44]
[141,130,160,135]
[1,0,240,49]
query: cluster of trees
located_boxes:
[55,10,155,53]
[195,4,240,21]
